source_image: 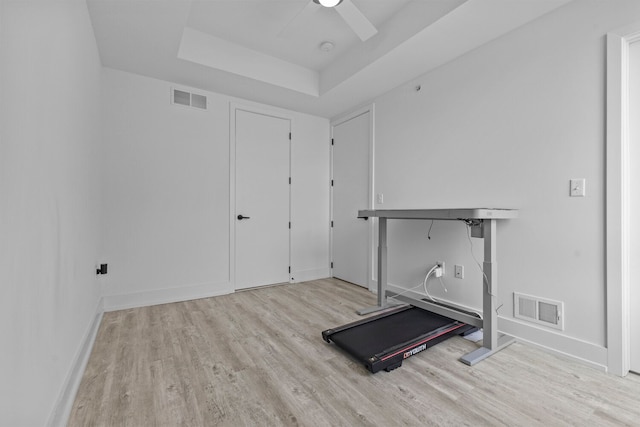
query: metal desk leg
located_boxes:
[460,219,515,365]
[357,217,395,315]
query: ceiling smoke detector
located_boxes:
[313,0,343,7]
[319,41,335,52]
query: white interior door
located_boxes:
[629,41,640,373]
[235,109,290,290]
[332,111,370,287]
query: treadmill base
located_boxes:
[323,306,474,373]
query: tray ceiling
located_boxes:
[87,0,571,118]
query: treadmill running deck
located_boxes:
[322,306,473,373]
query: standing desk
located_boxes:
[356,208,518,366]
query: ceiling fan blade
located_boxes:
[278,0,320,38]
[335,0,377,42]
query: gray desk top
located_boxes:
[357,208,518,220]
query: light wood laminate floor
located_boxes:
[68,278,640,426]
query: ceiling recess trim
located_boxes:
[178,27,320,97]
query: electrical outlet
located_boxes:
[437,261,445,276]
[377,193,384,204]
[455,264,464,279]
[96,263,108,275]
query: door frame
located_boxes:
[330,104,376,291]
[606,23,640,376]
[229,102,293,290]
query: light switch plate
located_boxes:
[570,179,585,197]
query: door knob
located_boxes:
[237,214,250,220]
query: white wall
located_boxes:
[366,0,640,368]
[291,113,332,282]
[101,68,330,310]
[0,1,103,425]
[101,69,231,307]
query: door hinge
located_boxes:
[331,138,334,146]
[289,222,291,229]
[331,220,334,227]
[289,132,292,140]
[331,262,334,268]
[289,177,291,185]
[289,266,291,273]
[331,179,334,186]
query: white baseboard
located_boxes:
[291,267,330,283]
[498,316,608,371]
[367,281,608,371]
[103,281,234,312]
[47,297,104,427]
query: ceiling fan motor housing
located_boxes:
[313,0,343,8]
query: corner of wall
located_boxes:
[47,298,104,427]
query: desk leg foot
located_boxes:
[459,334,515,366]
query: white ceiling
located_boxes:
[87,0,571,118]
[186,0,413,71]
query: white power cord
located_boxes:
[423,263,446,301]
[388,261,483,320]
[386,263,442,302]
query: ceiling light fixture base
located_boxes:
[313,0,343,8]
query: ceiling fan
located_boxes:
[280,0,378,42]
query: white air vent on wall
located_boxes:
[171,88,207,110]
[514,293,564,330]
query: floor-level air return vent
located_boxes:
[514,293,564,330]
[172,88,207,110]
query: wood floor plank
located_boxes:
[68,279,640,426]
